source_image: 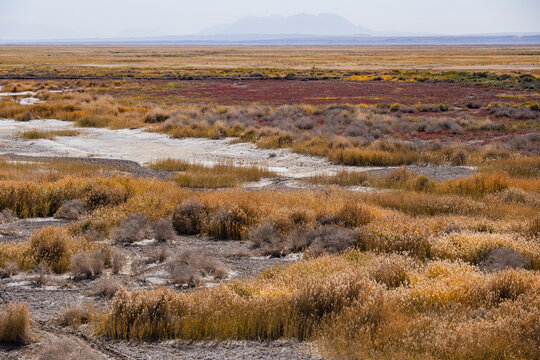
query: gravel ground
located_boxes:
[110,339,321,360]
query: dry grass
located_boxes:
[478,156,540,178]
[0,47,537,359]
[0,302,32,346]
[58,302,94,327]
[150,159,276,188]
[0,226,100,273]
[17,129,80,140]
[90,277,123,298]
[54,199,86,220]
[310,168,539,199]
[167,250,228,287]
[70,250,104,279]
[0,168,536,270]
[94,251,540,360]
[328,148,419,167]
[2,46,539,74]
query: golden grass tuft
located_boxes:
[0,302,32,346]
[17,129,80,140]
[150,158,276,188]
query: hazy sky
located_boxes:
[1,0,539,38]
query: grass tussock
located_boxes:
[150,158,276,188]
[478,156,540,178]
[17,129,80,141]
[58,302,94,327]
[0,226,101,273]
[0,176,131,218]
[0,302,32,346]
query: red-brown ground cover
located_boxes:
[121,80,537,105]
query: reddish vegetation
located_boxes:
[123,80,535,105]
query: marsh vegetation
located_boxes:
[0,46,538,360]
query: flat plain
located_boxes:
[0,46,538,360]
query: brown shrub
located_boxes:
[0,302,32,345]
[172,200,207,235]
[152,219,175,242]
[302,226,358,257]
[289,210,312,226]
[481,269,536,305]
[168,250,228,287]
[54,199,86,220]
[292,270,377,327]
[58,302,94,327]
[337,202,372,227]
[249,223,287,256]
[84,181,130,210]
[111,213,149,243]
[144,113,169,124]
[90,277,122,298]
[356,228,432,260]
[110,248,126,275]
[0,261,19,278]
[383,166,414,186]
[318,291,396,359]
[207,206,254,240]
[0,208,16,223]
[316,213,346,226]
[70,250,104,279]
[96,287,177,340]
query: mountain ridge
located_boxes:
[199,13,372,36]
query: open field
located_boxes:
[0,46,539,359]
[1,46,540,74]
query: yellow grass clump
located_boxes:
[150,158,276,188]
[0,226,99,273]
[17,129,80,140]
[0,302,32,346]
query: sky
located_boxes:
[1,0,539,39]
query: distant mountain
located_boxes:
[200,13,371,36]
[2,12,539,45]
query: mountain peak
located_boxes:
[199,13,371,36]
